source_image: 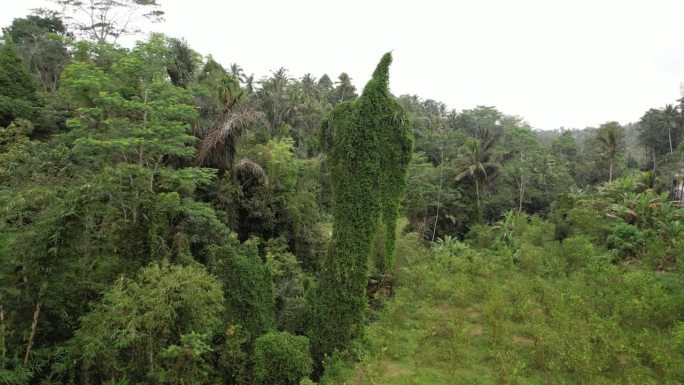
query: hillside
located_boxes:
[323,216,684,385]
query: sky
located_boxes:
[2,0,684,130]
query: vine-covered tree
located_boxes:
[310,53,412,362]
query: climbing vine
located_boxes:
[311,53,412,361]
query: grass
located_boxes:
[321,222,684,385]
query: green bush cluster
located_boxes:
[253,331,313,385]
[208,236,276,339]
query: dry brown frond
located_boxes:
[234,157,269,187]
[193,110,265,169]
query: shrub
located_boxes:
[606,221,644,259]
[208,236,276,339]
[253,332,313,385]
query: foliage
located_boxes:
[311,53,413,362]
[594,121,625,182]
[2,8,684,384]
[62,263,225,384]
[156,332,215,385]
[2,11,71,92]
[0,38,37,127]
[253,331,313,385]
[208,236,276,339]
[322,221,684,385]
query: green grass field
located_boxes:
[322,222,684,385]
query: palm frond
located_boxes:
[234,157,268,187]
[194,110,264,168]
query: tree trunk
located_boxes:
[518,176,524,215]
[24,300,42,365]
[652,148,657,173]
[431,148,444,242]
[669,127,674,154]
[475,178,481,222]
[1,306,5,368]
[518,152,524,214]
[609,159,613,182]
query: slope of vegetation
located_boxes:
[324,199,684,385]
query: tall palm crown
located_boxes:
[660,104,681,154]
[595,122,624,182]
[455,137,500,219]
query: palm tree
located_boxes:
[301,73,319,100]
[194,108,265,175]
[335,72,356,102]
[660,104,681,154]
[454,137,499,220]
[595,122,624,182]
[243,73,255,94]
[229,63,244,83]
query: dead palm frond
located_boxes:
[194,109,264,170]
[234,157,268,187]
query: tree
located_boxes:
[454,137,499,220]
[660,104,681,154]
[333,72,357,103]
[208,237,276,339]
[595,122,624,182]
[257,67,292,135]
[62,35,199,190]
[166,37,199,88]
[193,108,265,174]
[2,12,71,92]
[403,152,467,240]
[639,108,670,172]
[503,127,539,214]
[52,0,164,43]
[451,105,504,139]
[252,332,312,385]
[229,63,245,83]
[62,263,225,383]
[0,38,37,127]
[311,53,412,363]
[317,73,333,100]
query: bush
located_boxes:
[208,236,276,339]
[606,221,644,259]
[253,331,313,385]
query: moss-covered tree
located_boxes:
[310,52,412,362]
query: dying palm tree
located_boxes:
[454,137,500,220]
[595,122,624,182]
[194,109,265,176]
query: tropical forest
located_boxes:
[0,1,683,385]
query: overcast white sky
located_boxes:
[2,0,683,129]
